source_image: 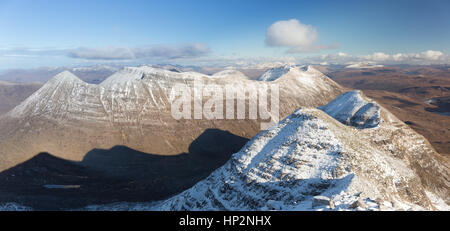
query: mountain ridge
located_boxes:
[0,65,345,172]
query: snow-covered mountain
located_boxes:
[257,65,338,93]
[0,65,344,172]
[86,91,448,211]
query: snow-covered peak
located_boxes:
[257,65,326,82]
[6,71,93,118]
[257,64,296,81]
[100,66,207,86]
[319,90,381,128]
[49,71,84,84]
[100,66,165,86]
[127,66,182,80]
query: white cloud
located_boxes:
[265,19,317,47]
[265,19,337,53]
[308,52,354,64]
[392,53,406,61]
[287,43,339,53]
[306,50,449,65]
[68,47,135,60]
[364,52,391,62]
[68,43,210,60]
[0,44,211,61]
[421,50,444,60]
[389,50,446,63]
[336,52,350,57]
[0,47,67,57]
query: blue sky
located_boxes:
[0,0,449,69]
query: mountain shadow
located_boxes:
[0,129,249,210]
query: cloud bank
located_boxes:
[67,43,210,60]
[306,50,449,65]
[1,45,448,69]
[265,19,338,53]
